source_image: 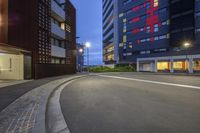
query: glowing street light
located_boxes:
[85,42,91,73]
[183,42,191,48]
[85,42,91,48]
[79,48,83,53]
[183,42,192,71]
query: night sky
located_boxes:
[70,0,103,65]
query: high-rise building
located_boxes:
[118,0,170,62]
[102,0,119,64]
[0,0,76,79]
[104,0,200,73]
[196,0,200,42]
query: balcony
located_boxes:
[51,45,66,58]
[51,22,66,39]
[51,0,65,21]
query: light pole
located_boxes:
[183,42,192,72]
[85,42,91,73]
[78,48,83,72]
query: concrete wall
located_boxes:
[0,54,24,80]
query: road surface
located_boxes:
[60,73,200,133]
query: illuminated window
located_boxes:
[154,0,158,7]
[61,23,65,30]
[193,60,200,71]
[154,24,159,32]
[146,26,150,33]
[157,62,170,70]
[123,35,127,43]
[173,61,188,70]
[107,54,114,61]
[119,13,124,18]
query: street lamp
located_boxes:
[85,42,91,73]
[183,42,192,73]
[78,48,83,72]
[183,42,191,48]
[79,48,83,53]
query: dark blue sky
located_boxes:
[71,0,103,65]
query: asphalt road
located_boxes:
[60,73,200,133]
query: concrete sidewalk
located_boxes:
[0,80,31,88]
[0,74,87,133]
[0,75,81,112]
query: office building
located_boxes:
[102,0,119,64]
[0,0,76,79]
[106,0,200,73]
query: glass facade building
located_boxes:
[103,0,200,73]
[102,0,119,64]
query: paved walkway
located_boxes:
[0,80,31,88]
[0,74,86,133]
[0,75,77,112]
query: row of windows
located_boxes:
[139,34,169,44]
[51,57,66,64]
[124,0,160,16]
[127,20,169,34]
[51,37,66,48]
[123,0,131,5]
[121,34,169,47]
[122,48,167,57]
[128,8,167,24]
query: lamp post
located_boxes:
[85,42,91,73]
[78,48,83,72]
[183,42,192,73]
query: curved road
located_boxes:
[60,73,200,133]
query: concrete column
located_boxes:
[170,58,174,73]
[154,59,158,72]
[188,58,193,74]
[137,60,140,72]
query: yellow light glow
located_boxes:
[154,0,158,7]
[107,54,114,61]
[79,48,83,53]
[183,42,191,48]
[61,23,65,30]
[173,61,188,70]
[193,61,200,71]
[157,62,170,70]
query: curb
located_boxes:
[46,79,80,133]
[33,75,87,133]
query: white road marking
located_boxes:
[98,75,200,90]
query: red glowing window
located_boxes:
[132,28,140,34]
[131,17,140,23]
[132,6,140,12]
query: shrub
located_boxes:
[89,65,136,73]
